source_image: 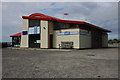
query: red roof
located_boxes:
[10,32,21,37]
[22,13,61,21]
[22,13,111,32]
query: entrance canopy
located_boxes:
[10,32,21,37]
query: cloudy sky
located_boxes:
[1,2,118,42]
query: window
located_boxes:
[54,22,78,30]
[70,23,78,28]
[29,19,40,27]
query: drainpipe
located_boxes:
[79,27,81,49]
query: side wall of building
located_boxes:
[40,20,48,48]
[20,19,29,48]
[102,33,108,47]
[53,28,80,49]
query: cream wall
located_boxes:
[53,28,80,49]
[80,29,91,48]
[20,19,29,48]
[40,20,48,48]
[102,34,108,47]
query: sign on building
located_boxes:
[28,26,40,34]
[22,31,28,35]
[57,31,91,36]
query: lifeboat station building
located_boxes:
[10,13,111,49]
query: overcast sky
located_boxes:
[1,2,118,42]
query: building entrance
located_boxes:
[28,19,40,48]
[29,34,40,48]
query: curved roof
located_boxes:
[22,13,111,32]
[22,13,61,21]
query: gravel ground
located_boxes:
[2,47,118,78]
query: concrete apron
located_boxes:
[11,47,72,51]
